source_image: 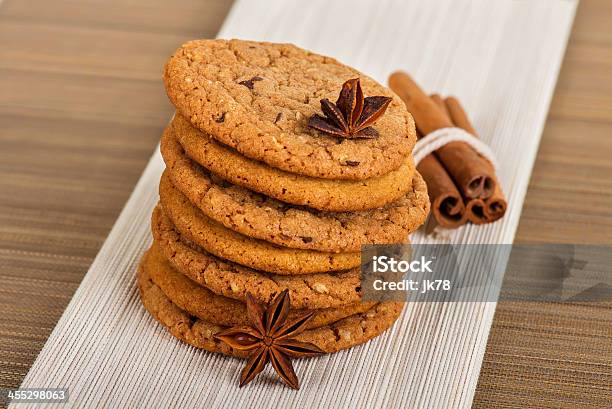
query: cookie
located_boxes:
[163,39,416,180]
[141,245,375,329]
[159,174,360,274]
[161,127,430,252]
[151,205,362,309]
[171,114,415,212]
[138,259,404,357]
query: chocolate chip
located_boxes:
[214,112,226,123]
[274,112,283,124]
[343,160,361,166]
[238,76,263,90]
[300,236,313,244]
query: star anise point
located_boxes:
[215,290,324,389]
[307,77,392,139]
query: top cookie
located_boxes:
[163,39,415,180]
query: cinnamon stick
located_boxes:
[445,97,507,222]
[465,198,488,224]
[416,129,467,228]
[430,95,488,224]
[444,96,477,135]
[387,77,467,228]
[430,94,450,119]
[389,71,496,199]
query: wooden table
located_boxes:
[0,0,610,407]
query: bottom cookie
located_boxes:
[138,257,405,357]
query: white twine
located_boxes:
[412,127,499,170]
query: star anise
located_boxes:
[214,290,324,389]
[308,78,392,139]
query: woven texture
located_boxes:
[9,0,582,408]
[474,301,612,408]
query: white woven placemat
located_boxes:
[14,0,577,408]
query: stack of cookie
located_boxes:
[138,40,429,362]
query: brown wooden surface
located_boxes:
[0,0,610,407]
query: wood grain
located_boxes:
[0,0,234,396]
[0,0,610,407]
[473,1,612,407]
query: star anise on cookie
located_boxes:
[214,290,324,390]
[308,78,392,139]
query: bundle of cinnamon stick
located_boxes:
[388,71,507,229]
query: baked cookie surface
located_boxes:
[158,175,360,274]
[138,257,404,356]
[161,127,429,252]
[163,39,415,180]
[172,114,415,212]
[141,245,375,329]
[151,205,362,310]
